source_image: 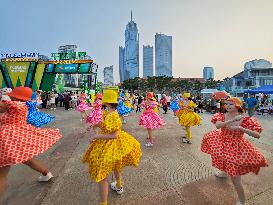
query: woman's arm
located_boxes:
[229,126,260,139]
[215,115,242,129]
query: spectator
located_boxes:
[161,94,168,114]
[246,94,258,117]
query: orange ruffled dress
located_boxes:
[201,113,268,176]
[82,110,142,182]
[0,101,62,167]
[176,101,201,127]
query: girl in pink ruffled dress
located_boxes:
[86,93,103,129]
[76,93,92,121]
[139,92,165,147]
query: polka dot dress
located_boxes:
[82,110,142,182]
[86,100,102,125]
[0,101,62,167]
[201,113,268,176]
[139,101,165,129]
[176,101,201,127]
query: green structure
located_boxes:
[0,52,98,91]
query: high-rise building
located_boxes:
[119,46,126,82]
[104,65,114,85]
[203,67,214,80]
[155,33,172,77]
[119,11,139,82]
[58,45,77,53]
[57,45,81,87]
[143,45,153,77]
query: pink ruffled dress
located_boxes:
[76,98,92,112]
[139,101,165,129]
[201,113,268,176]
[86,100,103,125]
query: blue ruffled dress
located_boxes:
[26,101,55,127]
[117,99,132,116]
[170,99,180,111]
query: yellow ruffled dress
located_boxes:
[124,97,133,109]
[82,110,142,182]
[176,101,201,127]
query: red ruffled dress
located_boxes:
[0,101,62,167]
[139,101,165,129]
[201,113,268,176]
[86,100,103,126]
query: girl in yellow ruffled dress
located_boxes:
[124,93,133,111]
[176,93,201,144]
[82,90,142,205]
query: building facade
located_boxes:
[58,45,77,53]
[119,11,139,82]
[143,45,153,77]
[155,33,172,77]
[57,45,81,87]
[103,65,114,86]
[203,67,214,80]
[222,59,273,97]
[119,46,126,82]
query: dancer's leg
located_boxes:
[231,176,245,204]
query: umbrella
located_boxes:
[211,91,230,100]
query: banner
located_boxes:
[32,64,46,90]
[5,62,30,87]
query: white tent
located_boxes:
[201,89,218,94]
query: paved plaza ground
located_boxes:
[2,108,273,205]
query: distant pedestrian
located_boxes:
[246,94,258,116]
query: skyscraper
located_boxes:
[119,11,139,82]
[155,33,172,77]
[203,67,214,80]
[119,46,126,82]
[143,45,153,77]
[104,65,114,85]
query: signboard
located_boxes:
[55,64,78,73]
[5,62,30,87]
[51,52,87,60]
[0,52,39,59]
[79,63,90,73]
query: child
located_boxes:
[86,93,103,128]
[0,87,62,199]
[170,96,180,118]
[76,93,92,121]
[26,92,55,128]
[176,93,201,144]
[139,92,165,147]
[117,96,132,124]
[201,97,268,205]
[82,90,142,205]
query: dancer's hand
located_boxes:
[233,115,243,122]
[228,125,242,131]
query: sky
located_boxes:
[0,0,273,82]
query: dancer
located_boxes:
[176,93,201,144]
[201,97,268,205]
[124,93,133,111]
[82,89,142,205]
[170,96,180,118]
[76,93,92,121]
[117,96,132,124]
[139,92,165,147]
[0,87,62,199]
[86,93,103,129]
[26,93,55,128]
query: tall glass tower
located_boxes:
[143,45,153,77]
[155,33,172,77]
[119,11,139,82]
